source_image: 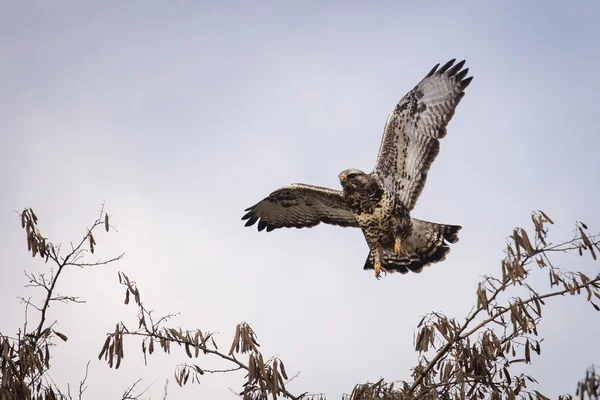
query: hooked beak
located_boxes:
[339,174,347,182]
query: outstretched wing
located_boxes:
[242,183,359,232]
[373,59,472,211]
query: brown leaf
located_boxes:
[504,367,511,385]
[279,359,288,380]
[248,354,256,382]
[53,331,68,342]
[175,369,182,387]
[272,359,279,394]
[105,214,110,232]
[229,324,241,356]
[519,229,535,255]
[590,245,597,261]
[538,211,554,224]
[580,227,592,247]
[43,343,50,368]
[98,336,111,360]
[169,328,181,340]
[531,214,541,232]
[258,353,266,379]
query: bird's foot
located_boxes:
[394,238,402,257]
[374,261,387,279]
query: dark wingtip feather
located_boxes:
[241,209,255,220]
[459,76,473,90]
[266,225,275,232]
[447,60,466,77]
[244,216,258,227]
[257,220,267,232]
[455,67,469,81]
[425,63,440,78]
[438,59,456,74]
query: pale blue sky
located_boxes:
[1,1,599,398]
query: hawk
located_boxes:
[242,59,472,278]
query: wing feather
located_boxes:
[374,59,472,211]
[242,183,358,232]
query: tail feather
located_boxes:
[363,218,461,274]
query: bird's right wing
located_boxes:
[373,59,472,211]
[242,183,359,232]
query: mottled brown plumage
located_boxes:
[242,59,472,278]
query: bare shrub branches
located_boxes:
[5,206,599,399]
[1,206,122,400]
[99,210,599,400]
[345,211,600,400]
[100,271,318,399]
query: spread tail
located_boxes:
[364,218,461,274]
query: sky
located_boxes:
[1,1,600,398]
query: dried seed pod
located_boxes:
[519,228,534,255]
[539,210,554,224]
[279,359,288,380]
[108,343,114,367]
[248,354,256,382]
[258,353,266,379]
[229,324,241,355]
[98,336,111,360]
[53,331,68,342]
[45,344,50,368]
[272,359,279,393]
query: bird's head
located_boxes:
[339,168,369,190]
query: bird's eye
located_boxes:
[347,173,357,180]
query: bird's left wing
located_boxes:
[373,59,472,211]
[242,183,359,232]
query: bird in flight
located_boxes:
[242,59,472,279]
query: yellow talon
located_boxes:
[374,261,387,279]
[394,238,402,257]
